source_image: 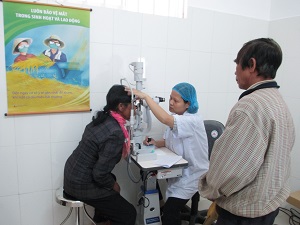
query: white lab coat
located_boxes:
[164,111,209,199]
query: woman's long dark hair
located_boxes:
[92,85,132,126]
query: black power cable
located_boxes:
[279,207,300,225]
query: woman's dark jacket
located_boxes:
[63,116,124,200]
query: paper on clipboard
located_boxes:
[153,155,182,168]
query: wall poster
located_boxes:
[2,0,91,115]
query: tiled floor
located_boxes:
[182,199,292,225]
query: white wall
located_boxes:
[0,1,299,225]
[270,0,300,20]
[189,0,272,20]
[269,16,300,192]
[189,0,300,20]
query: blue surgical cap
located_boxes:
[172,82,198,114]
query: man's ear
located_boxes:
[249,58,256,72]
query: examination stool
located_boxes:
[55,187,96,225]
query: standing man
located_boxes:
[199,38,295,225]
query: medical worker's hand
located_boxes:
[125,87,148,100]
[143,136,156,146]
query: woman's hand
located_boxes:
[113,182,121,193]
[125,86,174,128]
[125,87,148,100]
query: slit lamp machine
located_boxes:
[121,61,165,161]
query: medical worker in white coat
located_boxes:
[126,82,209,225]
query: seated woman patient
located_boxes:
[63,84,137,225]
